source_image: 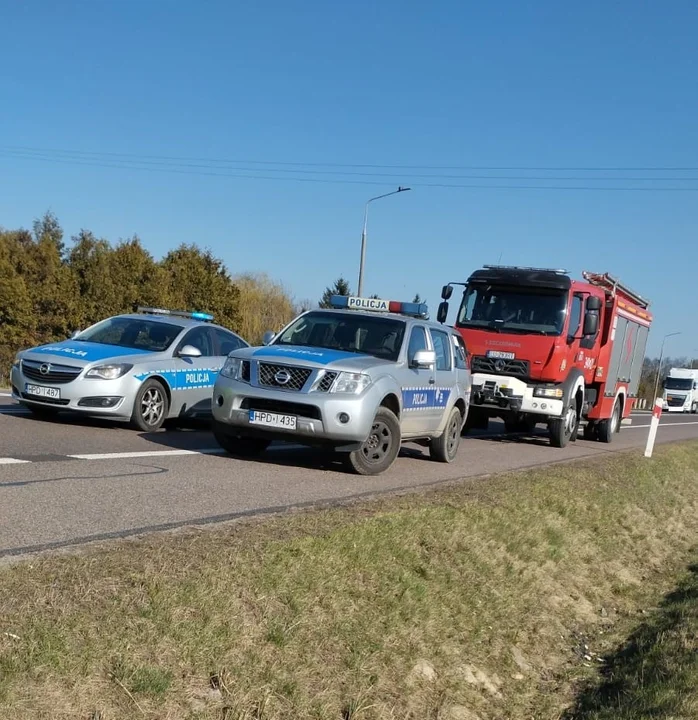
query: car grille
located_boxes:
[257,363,312,391]
[21,359,82,384]
[241,397,321,420]
[21,392,70,406]
[316,371,337,392]
[471,356,530,378]
[667,396,686,407]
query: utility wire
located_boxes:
[1,147,696,182]
[1,143,697,172]
[2,149,698,191]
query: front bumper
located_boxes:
[10,364,137,418]
[212,377,379,446]
[470,373,564,418]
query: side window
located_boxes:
[430,329,452,371]
[568,294,583,339]
[213,328,245,356]
[407,326,428,364]
[179,327,214,357]
[452,334,468,369]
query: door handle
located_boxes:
[429,377,435,385]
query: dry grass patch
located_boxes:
[0,442,698,719]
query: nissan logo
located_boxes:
[274,369,291,385]
[494,359,506,372]
[39,363,51,375]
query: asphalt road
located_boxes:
[1,394,697,558]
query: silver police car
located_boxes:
[10,307,248,431]
[211,295,471,474]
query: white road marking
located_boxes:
[67,444,306,461]
[0,458,31,464]
[67,449,214,460]
[0,393,13,398]
[624,421,698,430]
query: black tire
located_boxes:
[131,379,169,431]
[26,404,59,419]
[692,402,697,415]
[503,416,521,433]
[462,407,487,436]
[213,424,270,457]
[347,407,401,475]
[430,406,463,463]
[548,400,579,448]
[583,421,598,441]
[597,399,621,444]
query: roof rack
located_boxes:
[581,272,650,309]
[483,264,569,274]
[136,306,214,322]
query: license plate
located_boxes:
[486,350,515,360]
[249,410,297,430]
[25,383,61,399]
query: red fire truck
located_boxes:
[436,266,653,448]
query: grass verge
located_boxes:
[1,442,698,719]
[565,561,698,720]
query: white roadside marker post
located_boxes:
[644,397,663,458]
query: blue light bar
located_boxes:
[329,295,428,318]
[137,306,214,322]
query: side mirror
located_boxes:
[582,312,599,337]
[411,349,436,369]
[262,330,275,346]
[177,344,202,358]
[586,296,602,311]
[441,284,453,300]
[437,301,449,324]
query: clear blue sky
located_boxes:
[1,0,696,358]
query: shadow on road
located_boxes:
[562,561,698,720]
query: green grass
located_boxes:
[565,563,698,719]
[0,442,698,719]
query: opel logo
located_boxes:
[494,359,506,372]
[39,363,51,375]
[274,369,291,385]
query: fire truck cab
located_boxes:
[437,266,653,448]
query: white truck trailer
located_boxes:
[662,367,698,413]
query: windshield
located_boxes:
[664,377,694,391]
[275,311,406,361]
[75,317,182,352]
[456,284,567,335]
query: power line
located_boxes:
[1,143,697,172]
[2,147,697,182]
[2,149,698,191]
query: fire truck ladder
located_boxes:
[582,271,651,309]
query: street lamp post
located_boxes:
[357,186,411,296]
[653,331,681,401]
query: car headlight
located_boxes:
[331,372,371,394]
[85,363,133,380]
[533,386,564,399]
[220,357,249,381]
[12,352,21,368]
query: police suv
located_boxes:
[211,295,472,475]
[11,307,248,430]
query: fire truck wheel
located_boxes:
[583,421,598,441]
[548,400,578,448]
[598,399,621,443]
